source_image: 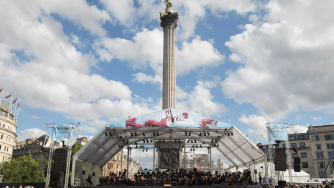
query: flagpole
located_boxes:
[14,99,18,119]
[0,88,3,105]
[16,103,20,119]
[10,92,13,114]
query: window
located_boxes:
[108,163,113,168]
[301,152,307,158]
[0,135,2,139]
[316,144,321,150]
[328,152,333,158]
[292,153,298,158]
[116,164,119,169]
[282,144,286,148]
[302,162,308,168]
[331,161,334,168]
[315,135,320,141]
[298,135,305,140]
[319,162,325,169]
[290,136,296,140]
[300,142,305,147]
[316,152,324,159]
[325,134,334,140]
[291,143,297,147]
[117,156,119,160]
[326,144,334,149]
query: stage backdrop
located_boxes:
[107,108,234,128]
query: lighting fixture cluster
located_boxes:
[185,132,192,136]
[130,132,138,137]
[187,139,197,143]
[199,132,211,136]
[143,139,153,143]
[158,139,166,143]
[174,139,181,143]
[153,132,160,136]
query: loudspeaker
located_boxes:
[275,148,286,171]
[83,170,85,175]
[278,180,286,186]
[92,172,95,176]
[215,171,218,175]
[254,170,257,174]
[54,148,67,173]
[294,157,301,172]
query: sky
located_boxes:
[1,0,334,169]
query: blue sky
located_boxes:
[1,0,334,168]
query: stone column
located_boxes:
[160,1,178,109]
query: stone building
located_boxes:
[123,157,142,177]
[13,134,52,170]
[184,151,224,174]
[308,124,334,178]
[102,150,125,176]
[0,103,18,163]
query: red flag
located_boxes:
[12,97,17,104]
[17,102,20,108]
[0,88,3,93]
[5,93,12,98]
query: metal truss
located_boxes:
[45,141,54,188]
[285,140,292,184]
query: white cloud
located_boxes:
[332,122,334,124]
[296,116,301,120]
[95,29,224,84]
[101,0,135,27]
[29,115,43,119]
[287,125,308,134]
[239,114,267,137]
[177,80,227,117]
[17,128,47,141]
[312,116,322,121]
[222,0,334,121]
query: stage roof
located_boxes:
[73,108,265,167]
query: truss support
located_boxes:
[285,140,292,184]
[45,141,55,188]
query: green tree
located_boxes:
[0,154,45,183]
[72,142,83,156]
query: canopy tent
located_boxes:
[71,108,266,186]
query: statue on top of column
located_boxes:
[164,0,173,13]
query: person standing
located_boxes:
[259,174,262,185]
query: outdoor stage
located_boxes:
[75,185,264,188]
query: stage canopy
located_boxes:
[73,108,265,168]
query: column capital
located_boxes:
[160,12,178,28]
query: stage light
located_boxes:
[185,132,188,136]
[199,132,202,136]
[189,132,191,136]
[109,132,112,136]
[211,139,214,143]
[153,132,156,136]
[135,145,138,148]
[191,140,193,143]
[215,139,218,143]
[143,140,146,143]
[204,132,207,136]
[194,140,197,143]
[146,139,149,143]
[105,132,108,136]
[216,144,219,147]
[187,139,190,143]
[131,133,134,137]
[207,132,210,136]
[228,133,230,136]
[200,145,202,148]
[156,132,159,136]
[134,132,137,136]
[163,140,165,143]
[178,140,181,143]
[231,132,233,136]
[150,140,153,143]
[196,145,198,148]
[143,132,145,136]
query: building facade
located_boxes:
[13,134,52,170]
[102,150,125,176]
[259,124,334,179]
[184,151,224,174]
[0,103,18,163]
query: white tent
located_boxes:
[71,108,266,186]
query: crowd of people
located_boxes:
[97,168,255,186]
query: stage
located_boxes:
[75,185,264,188]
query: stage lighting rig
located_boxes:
[105,132,108,136]
[109,132,112,136]
[199,132,202,136]
[143,132,145,136]
[153,132,156,136]
[131,133,134,137]
[204,132,207,136]
[194,140,197,143]
[207,132,210,136]
[156,132,159,136]
[134,132,138,137]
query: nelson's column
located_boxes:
[161,0,178,109]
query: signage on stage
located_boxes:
[267,123,288,141]
[52,124,72,141]
[107,108,234,128]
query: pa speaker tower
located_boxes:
[294,157,301,172]
[274,148,286,171]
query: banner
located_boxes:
[268,123,288,141]
[107,108,234,128]
[52,124,72,141]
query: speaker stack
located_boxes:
[274,148,286,171]
[294,157,301,172]
[54,148,67,173]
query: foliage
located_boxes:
[72,142,83,156]
[0,154,45,183]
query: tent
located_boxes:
[71,108,266,186]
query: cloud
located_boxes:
[222,0,334,121]
[29,115,43,119]
[296,116,301,120]
[312,116,322,121]
[95,29,224,85]
[287,125,308,134]
[238,114,267,137]
[17,128,47,141]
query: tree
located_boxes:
[0,154,45,183]
[72,142,83,156]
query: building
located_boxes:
[102,150,125,176]
[13,134,52,170]
[0,103,18,163]
[184,151,224,174]
[123,158,142,177]
[258,124,334,179]
[308,124,334,178]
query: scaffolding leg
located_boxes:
[64,147,72,188]
[285,140,292,184]
[45,142,54,188]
